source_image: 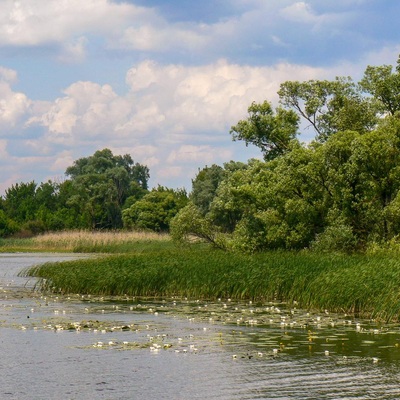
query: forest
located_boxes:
[2,56,400,253]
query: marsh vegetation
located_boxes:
[4,56,400,324]
[13,232,400,322]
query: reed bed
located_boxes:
[21,248,400,322]
[1,230,171,253]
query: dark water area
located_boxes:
[1,253,400,399]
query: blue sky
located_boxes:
[1,0,400,194]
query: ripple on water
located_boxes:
[2,253,400,399]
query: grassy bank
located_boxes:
[0,230,171,253]
[20,245,400,322]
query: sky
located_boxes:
[1,0,400,194]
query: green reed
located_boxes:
[20,246,400,321]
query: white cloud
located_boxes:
[19,58,331,189]
[49,150,75,172]
[3,47,400,192]
[0,0,375,69]
[32,58,327,148]
[0,139,8,160]
[0,68,31,130]
[117,23,207,52]
[0,0,150,46]
[0,67,18,83]
[30,81,128,144]
[58,36,88,63]
[281,2,318,23]
[167,145,233,165]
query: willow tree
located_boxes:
[65,148,149,229]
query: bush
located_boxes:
[311,223,357,253]
[0,210,20,237]
[170,202,227,249]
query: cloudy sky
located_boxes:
[1,0,400,194]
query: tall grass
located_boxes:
[21,247,400,321]
[1,230,171,253]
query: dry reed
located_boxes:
[30,230,171,252]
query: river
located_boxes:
[1,253,400,399]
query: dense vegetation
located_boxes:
[10,57,400,321]
[0,149,187,236]
[2,56,400,254]
[171,56,400,253]
[20,242,400,321]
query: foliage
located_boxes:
[190,161,247,217]
[170,202,227,249]
[123,186,188,232]
[0,210,19,237]
[172,55,400,253]
[191,164,225,215]
[4,57,400,254]
[65,149,150,229]
[0,149,151,236]
[278,77,378,141]
[20,246,400,321]
[230,100,299,160]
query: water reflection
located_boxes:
[1,253,400,399]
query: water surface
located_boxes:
[1,253,400,399]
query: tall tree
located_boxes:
[65,149,149,229]
[278,78,377,141]
[360,58,400,116]
[230,101,299,161]
[123,186,188,232]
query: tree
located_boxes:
[65,149,149,229]
[3,181,38,223]
[191,164,225,215]
[278,78,377,141]
[230,101,299,160]
[0,210,19,237]
[123,186,188,232]
[360,58,400,116]
[173,53,400,252]
[170,202,226,249]
[190,161,247,217]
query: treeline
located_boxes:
[3,56,400,253]
[170,55,400,252]
[0,148,188,237]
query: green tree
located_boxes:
[0,210,19,237]
[230,101,299,160]
[191,161,247,217]
[65,149,149,229]
[278,78,377,141]
[3,181,38,223]
[123,186,188,232]
[360,57,400,116]
[173,55,400,253]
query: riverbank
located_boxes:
[12,233,400,322]
[4,231,400,321]
[0,230,171,253]
[4,252,400,398]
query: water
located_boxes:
[1,253,400,399]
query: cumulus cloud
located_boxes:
[117,23,207,53]
[57,36,88,63]
[0,0,390,71]
[18,58,334,189]
[281,2,318,23]
[32,59,327,148]
[0,0,148,46]
[167,145,233,165]
[0,67,31,130]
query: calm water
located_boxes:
[1,253,400,399]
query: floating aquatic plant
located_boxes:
[20,248,400,322]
